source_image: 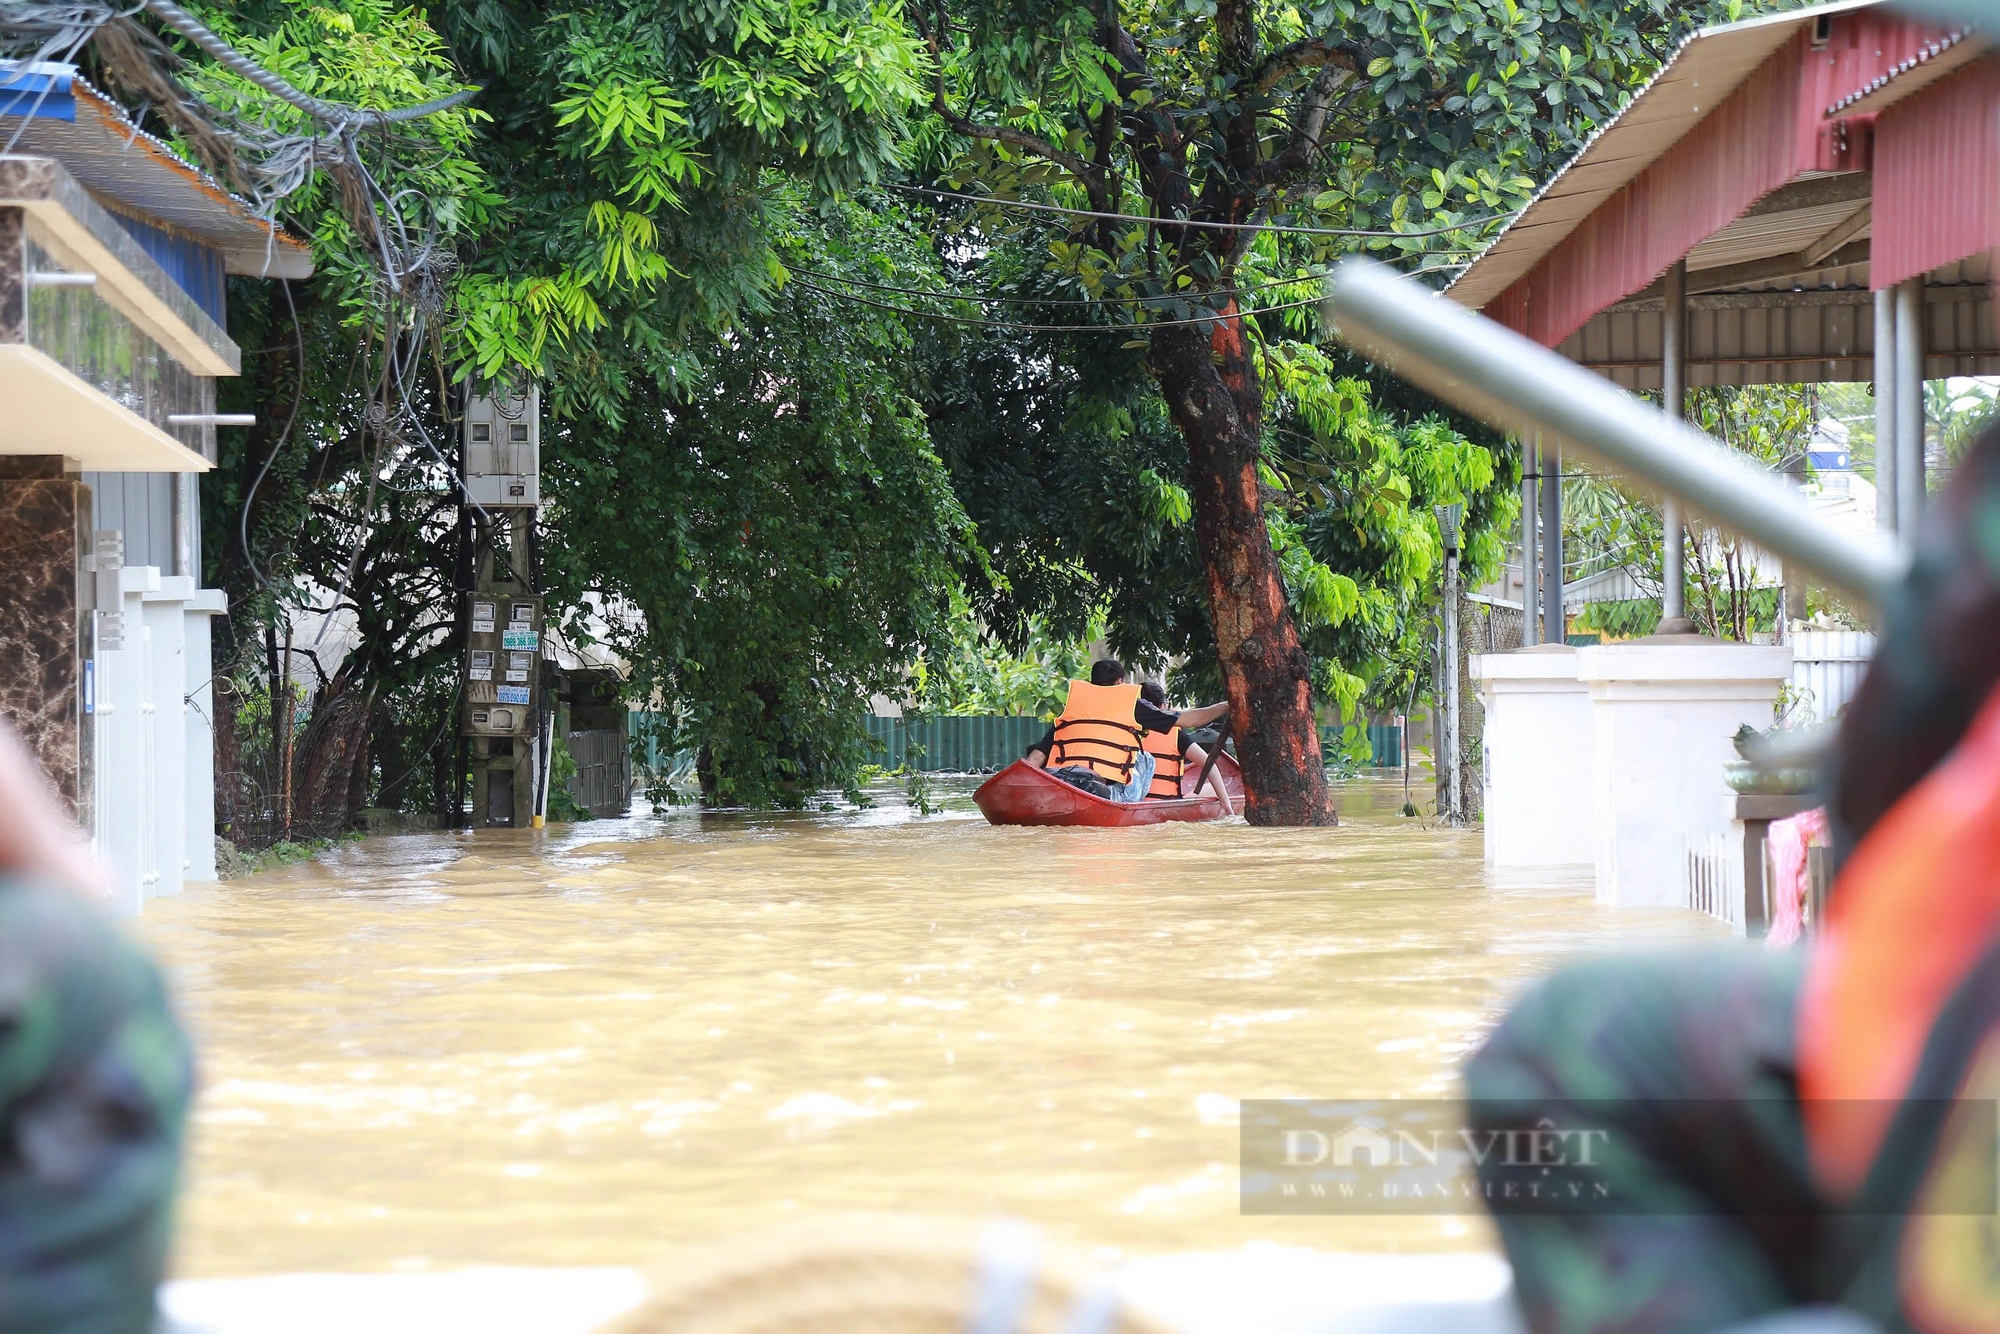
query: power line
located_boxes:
[789,278,1326,334]
[892,183,1512,240]
[795,257,1465,313]
[789,266,1326,307]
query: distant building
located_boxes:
[0,62,311,912]
[1808,417,1852,475]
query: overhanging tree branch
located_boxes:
[918,17,1102,183]
[1253,37,1363,93]
[1095,17,1194,247]
[1257,64,1354,184]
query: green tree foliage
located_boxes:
[439,0,935,395]
[1565,384,1814,643]
[147,0,1748,819]
[911,592,1102,720]
[864,0,1741,821]
[538,215,974,807]
[173,1,970,815]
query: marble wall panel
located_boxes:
[0,206,20,344]
[0,472,86,814]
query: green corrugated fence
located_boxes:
[865,715,1046,772]
[630,712,1044,777]
[632,713,688,778]
[1367,723,1404,769]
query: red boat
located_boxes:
[972,753,1244,827]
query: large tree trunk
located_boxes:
[1152,307,1335,826]
[291,679,375,836]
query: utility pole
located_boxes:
[1540,441,1563,646]
[1436,502,1464,826]
[1520,439,1538,646]
[460,384,547,829]
[1874,287,1898,539]
[1780,451,1810,641]
[1895,276,1926,536]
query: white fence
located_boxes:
[1789,629,1875,724]
[1685,830,1743,929]
[91,560,226,915]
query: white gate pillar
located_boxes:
[1577,639,1792,908]
[183,590,227,882]
[1470,644,1594,867]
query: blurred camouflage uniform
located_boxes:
[1461,429,2000,1334]
[0,876,191,1333]
[1464,950,1851,1334]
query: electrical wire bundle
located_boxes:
[2,1,494,589]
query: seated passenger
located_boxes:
[1138,681,1233,813]
[1025,659,1228,803]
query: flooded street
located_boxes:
[141,776,1725,1279]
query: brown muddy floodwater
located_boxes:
[140,776,1725,1279]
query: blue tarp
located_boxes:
[0,66,76,124]
[113,213,228,328]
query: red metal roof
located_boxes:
[1450,2,1976,349]
[1447,1,1882,317]
[1872,58,2000,291]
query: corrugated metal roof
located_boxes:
[1555,255,1998,390]
[1870,55,2000,290]
[1828,24,1986,114]
[1686,198,1871,270]
[1445,0,1881,312]
[0,62,311,279]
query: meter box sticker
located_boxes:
[462,592,541,736]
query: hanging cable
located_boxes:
[892,183,1513,240]
[139,0,479,126]
[238,277,306,594]
[789,266,1329,307]
[789,279,1325,334]
[793,255,1465,320]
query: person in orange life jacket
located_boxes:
[1137,680,1233,813]
[1024,659,1229,803]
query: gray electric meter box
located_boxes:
[463,592,543,737]
[464,383,541,508]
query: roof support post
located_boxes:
[1895,276,1927,536]
[1520,439,1539,645]
[1659,259,1694,634]
[1540,438,1563,646]
[1874,287,1898,536]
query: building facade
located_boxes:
[0,63,310,912]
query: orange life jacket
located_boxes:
[1794,680,2000,1329]
[1049,681,1145,784]
[1143,726,1185,799]
[1798,680,2000,1199]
